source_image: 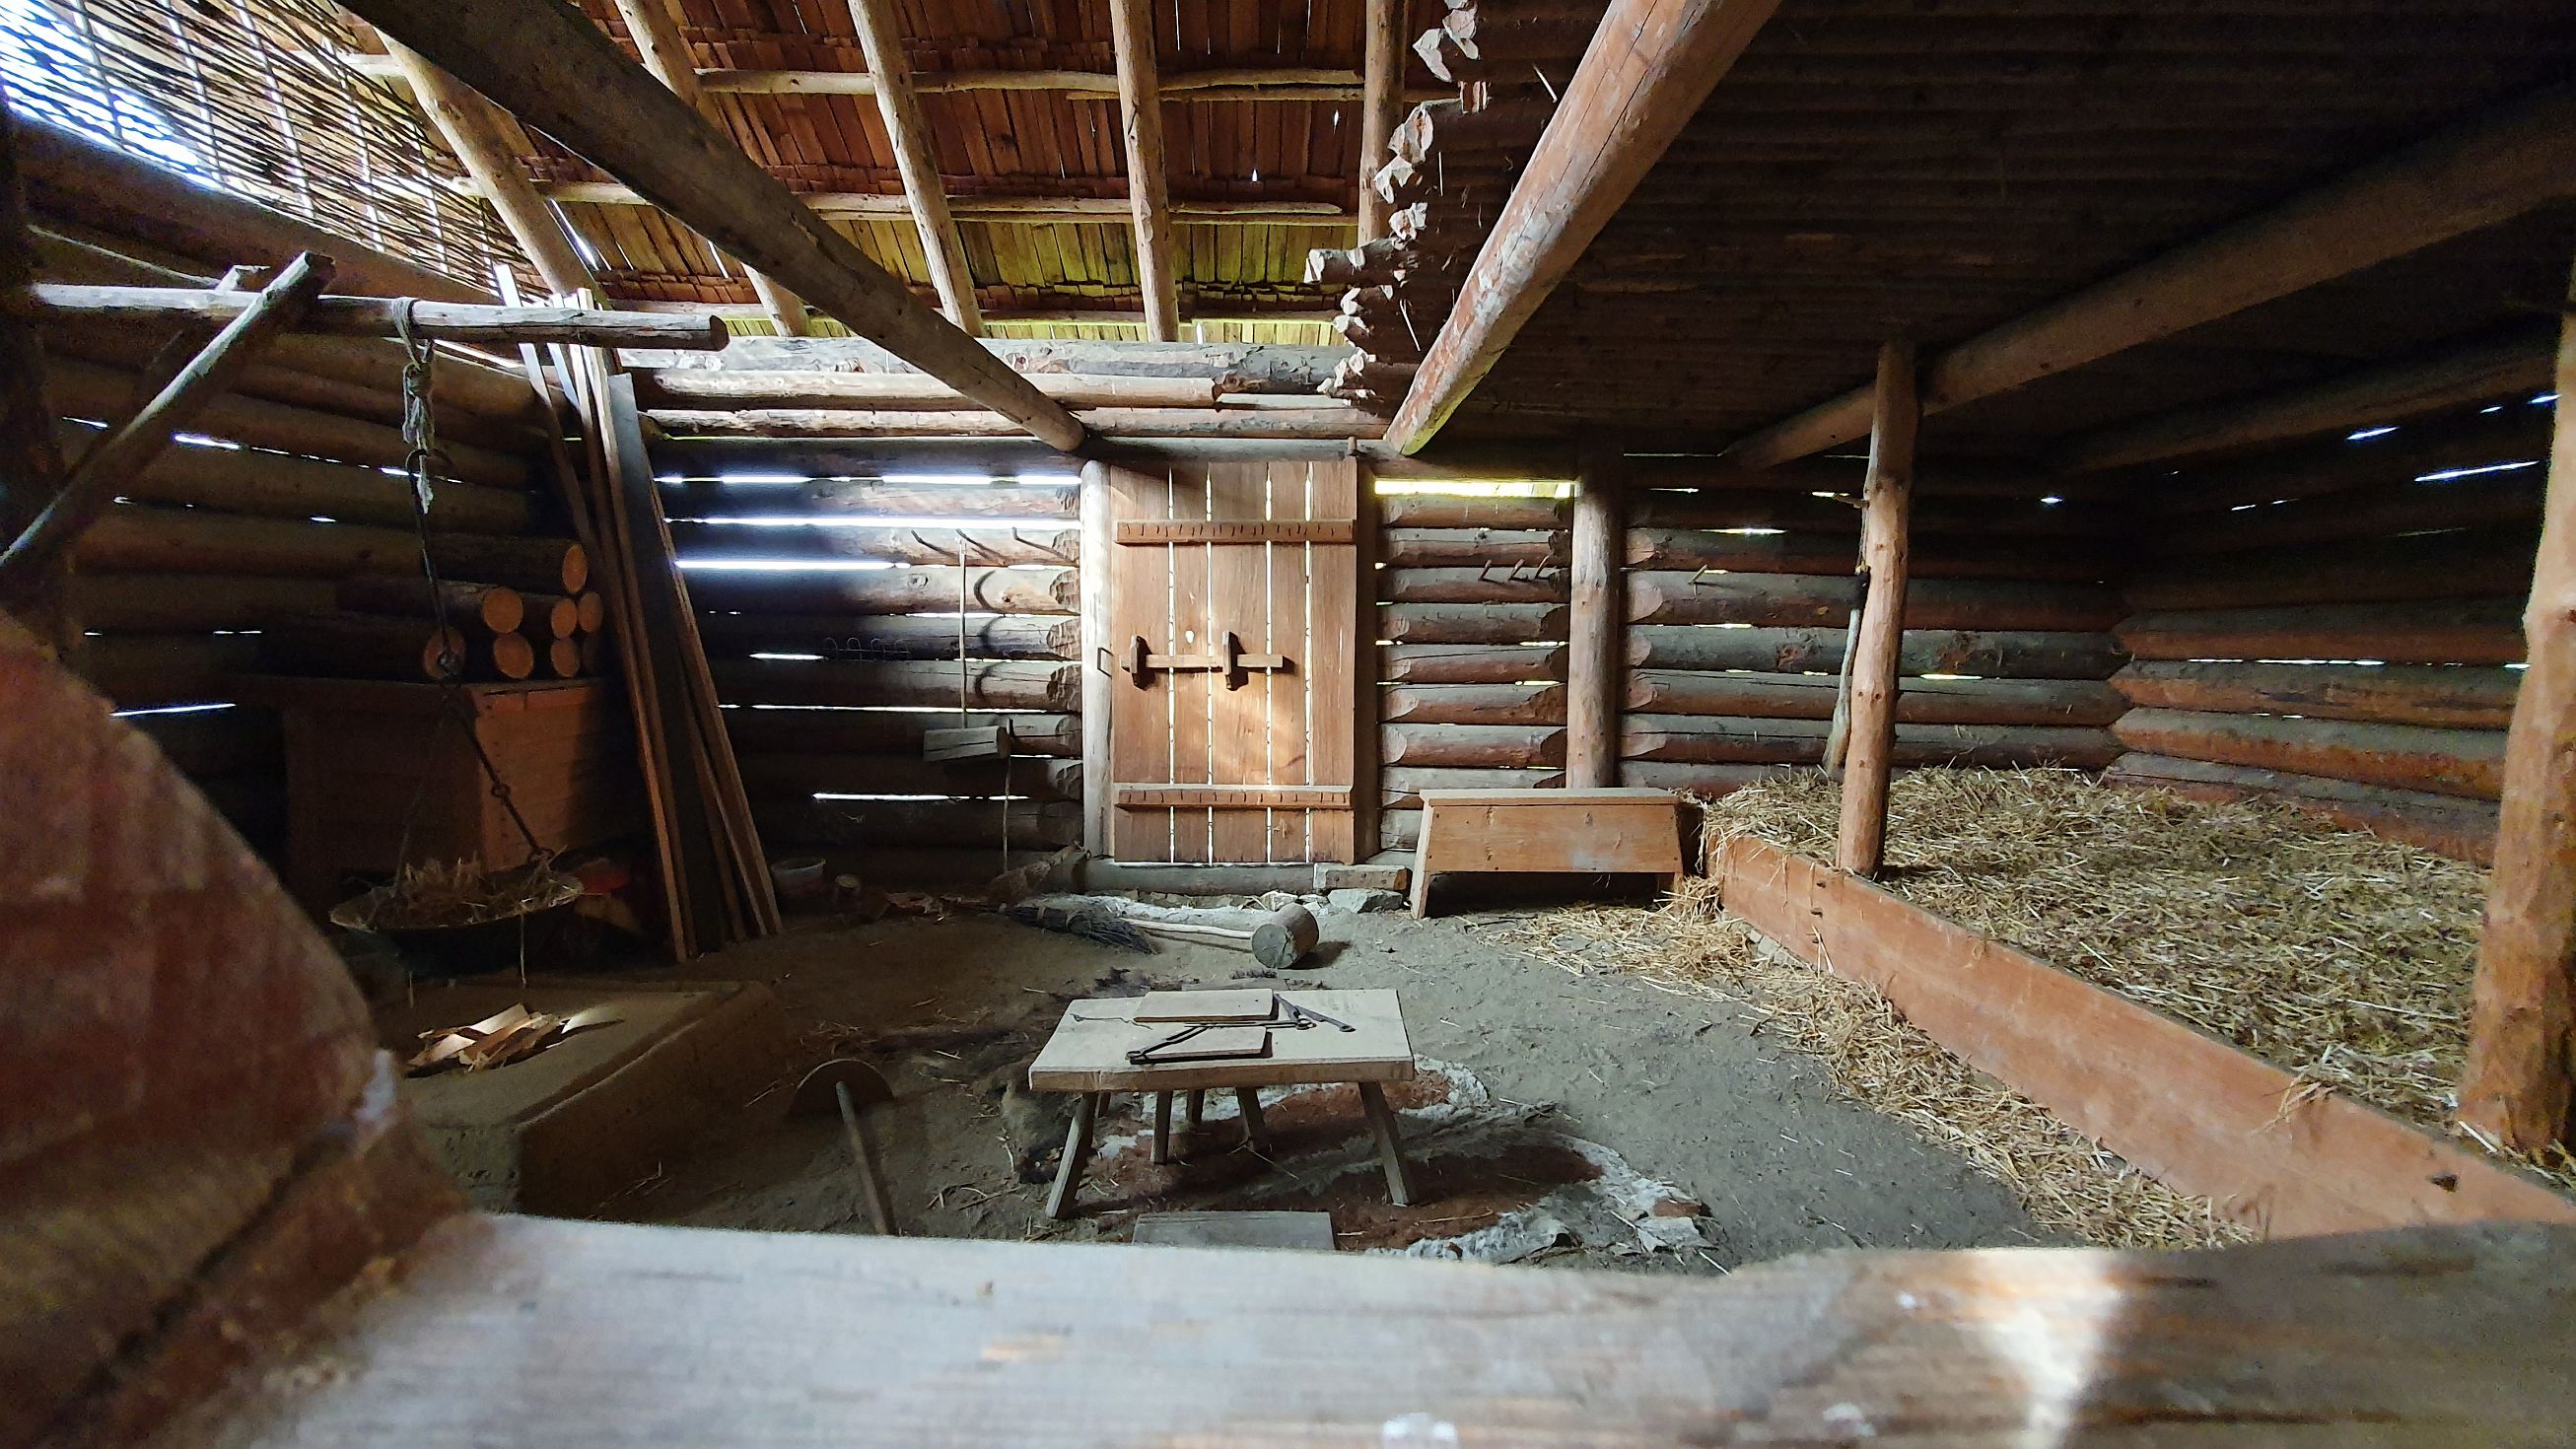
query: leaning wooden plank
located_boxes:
[2112,661,2521,730]
[1714,835,2573,1236]
[2104,752,2499,865]
[336,0,1083,449]
[1384,0,1784,450]
[1717,83,2576,469]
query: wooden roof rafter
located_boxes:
[1107,0,1179,342]
[343,50,1443,104]
[842,0,981,333]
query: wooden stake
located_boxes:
[2461,256,2576,1152]
[383,41,595,298]
[1566,447,1623,789]
[1357,0,1408,242]
[1079,460,1117,854]
[845,0,982,333]
[1834,342,1918,878]
[1107,0,1180,342]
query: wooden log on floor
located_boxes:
[2110,708,2504,799]
[2123,528,2539,611]
[44,355,531,490]
[1623,715,2122,769]
[664,521,1081,567]
[2112,661,2522,730]
[711,656,1080,711]
[660,476,1080,521]
[1623,525,2112,583]
[1627,572,2122,632]
[1381,526,1565,566]
[1380,565,1568,604]
[682,565,1078,615]
[1380,642,1568,684]
[1382,765,1565,805]
[73,509,418,579]
[1378,493,1567,529]
[637,370,1218,410]
[1382,681,1566,725]
[258,617,475,683]
[1629,670,2126,726]
[56,421,531,534]
[2103,752,2499,865]
[335,576,525,636]
[68,632,257,708]
[2116,599,2523,665]
[721,708,1080,759]
[2148,471,2542,557]
[1381,722,1566,768]
[694,611,1081,660]
[1629,623,2126,679]
[749,794,1082,850]
[65,574,334,631]
[734,751,1080,801]
[1381,602,1568,645]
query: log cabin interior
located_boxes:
[8,0,2576,1441]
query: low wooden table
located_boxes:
[1411,787,1687,918]
[1026,988,1417,1219]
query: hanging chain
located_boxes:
[390,303,546,869]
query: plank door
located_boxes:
[1102,457,1364,863]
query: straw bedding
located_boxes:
[1500,768,2573,1249]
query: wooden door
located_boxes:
[1099,458,1365,863]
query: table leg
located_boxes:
[1358,1081,1415,1208]
[1234,1086,1273,1154]
[1410,810,1435,919]
[1150,1090,1173,1165]
[1045,1092,1100,1220]
[1182,1088,1205,1154]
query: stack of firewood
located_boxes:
[1308,0,1607,410]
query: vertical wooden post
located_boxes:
[1357,0,1406,242]
[0,99,70,649]
[1079,459,1116,855]
[384,41,597,298]
[1350,461,1383,858]
[1107,0,1180,341]
[2460,257,2576,1152]
[1835,341,1918,877]
[1566,445,1624,790]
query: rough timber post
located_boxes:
[1566,444,1625,790]
[1834,342,1919,877]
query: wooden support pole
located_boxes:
[342,0,1086,451]
[1357,0,1407,242]
[1079,460,1116,855]
[1107,0,1180,342]
[606,0,810,338]
[1381,0,1782,453]
[1834,342,1919,878]
[1566,446,1623,790]
[383,41,595,298]
[845,0,983,333]
[1720,83,2576,473]
[2460,257,2576,1153]
[0,252,333,591]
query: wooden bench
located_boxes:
[1411,788,1687,918]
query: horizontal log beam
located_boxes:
[682,565,1078,615]
[2123,528,2538,612]
[643,405,1386,440]
[711,656,1079,710]
[1627,572,2123,631]
[2147,472,2541,558]
[2103,752,2498,864]
[1628,623,2125,679]
[1381,722,1565,768]
[638,371,1220,411]
[1380,566,1566,604]
[661,476,1079,520]
[1379,642,1568,684]
[2116,599,2523,666]
[750,794,1081,849]
[2112,661,2521,730]
[694,610,1079,661]
[721,708,1079,757]
[67,573,334,632]
[1382,526,1565,566]
[1625,525,2110,583]
[735,751,1080,801]
[667,522,1079,567]
[1380,601,1567,644]
[2110,707,2504,799]
[1623,715,2120,769]
[1630,669,2126,726]
[14,285,724,348]
[57,421,529,534]
[343,50,1434,103]
[540,181,1354,228]
[1718,83,2576,470]
[1382,681,1566,724]
[69,633,257,709]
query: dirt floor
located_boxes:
[567,884,2050,1273]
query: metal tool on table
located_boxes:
[1130,901,1321,969]
[790,1058,899,1236]
[1125,995,1356,1066]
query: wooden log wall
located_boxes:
[657,457,1089,875]
[30,215,592,861]
[2101,396,2549,864]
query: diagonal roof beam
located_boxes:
[383,40,595,299]
[1720,82,2576,473]
[339,0,1081,450]
[844,0,983,333]
[608,0,810,337]
[1106,0,1179,342]
[1382,0,1783,454]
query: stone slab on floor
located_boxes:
[382,977,786,1214]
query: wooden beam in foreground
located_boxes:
[2461,256,2576,1153]
[1356,0,1407,242]
[1565,444,1623,789]
[339,0,1084,451]
[344,51,1434,103]
[606,0,810,338]
[2055,325,2559,475]
[1835,342,1917,876]
[1716,834,2576,1235]
[844,0,981,332]
[1721,83,2576,472]
[1107,0,1180,342]
[1382,0,1782,453]
[383,41,594,298]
